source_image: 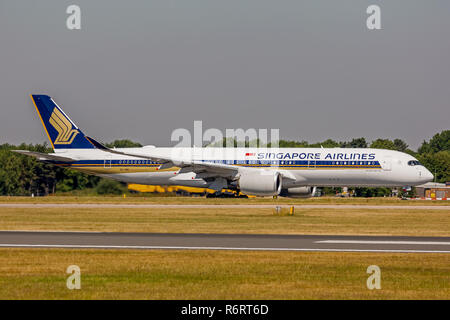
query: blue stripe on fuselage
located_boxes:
[45,159,382,168]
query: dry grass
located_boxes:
[0,207,448,236]
[0,203,448,300]
[0,249,448,299]
[1,195,449,206]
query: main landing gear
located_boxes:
[206,191,248,198]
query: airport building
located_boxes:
[415,182,450,199]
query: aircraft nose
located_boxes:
[420,168,434,183]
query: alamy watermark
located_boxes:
[366,5,381,30]
[66,265,81,290]
[366,265,381,290]
[66,5,81,30]
[65,4,382,33]
[171,120,279,148]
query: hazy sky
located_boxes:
[0,1,449,150]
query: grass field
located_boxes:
[0,207,449,236]
[1,195,449,205]
[0,249,448,299]
[0,196,448,299]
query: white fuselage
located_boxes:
[49,147,434,189]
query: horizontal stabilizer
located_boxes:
[12,150,75,162]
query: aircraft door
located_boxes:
[104,157,112,169]
[382,159,391,171]
[308,160,316,169]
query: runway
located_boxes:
[1,204,449,210]
[0,231,449,253]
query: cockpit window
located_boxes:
[408,160,421,166]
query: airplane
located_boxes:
[13,95,434,197]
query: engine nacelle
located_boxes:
[279,186,315,198]
[239,171,282,196]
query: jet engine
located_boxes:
[239,171,282,196]
[279,186,316,198]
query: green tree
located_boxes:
[309,139,340,148]
[370,139,397,150]
[106,139,143,148]
[417,151,450,183]
[0,142,100,196]
[416,130,450,183]
[96,179,126,195]
[105,139,142,148]
[354,187,391,197]
[272,140,309,148]
[393,139,409,152]
[340,138,367,148]
[418,130,450,154]
[0,143,58,196]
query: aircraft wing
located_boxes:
[12,150,75,162]
[85,136,238,176]
[85,136,297,181]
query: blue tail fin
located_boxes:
[31,95,95,149]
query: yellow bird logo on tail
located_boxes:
[49,108,79,144]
